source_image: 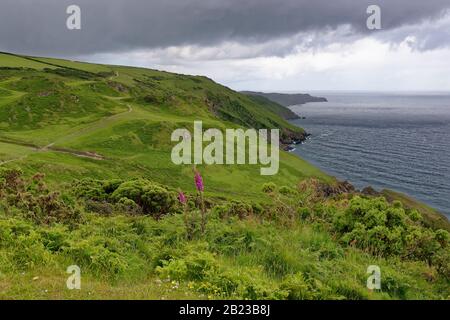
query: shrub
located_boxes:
[85,200,114,215]
[39,225,69,253]
[0,169,80,225]
[262,182,277,193]
[116,197,143,215]
[279,186,297,196]
[211,201,253,220]
[381,272,413,299]
[155,259,189,280]
[111,179,177,218]
[251,202,264,215]
[229,201,253,219]
[72,178,123,201]
[432,249,450,278]
[156,250,218,281]
[334,196,449,273]
[72,178,109,201]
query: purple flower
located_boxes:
[178,191,187,204]
[194,171,204,192]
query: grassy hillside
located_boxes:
[0,52,322,199]
[0,53,448,300]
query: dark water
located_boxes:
[290,92,450,219]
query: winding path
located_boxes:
[0,104,133,166]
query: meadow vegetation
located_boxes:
[0,167,448,300]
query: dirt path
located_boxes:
[0,155,28,166]
[0,139,105,165]
[0,104,134,166]
[43,103,133,148]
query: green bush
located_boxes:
[334,196,450,273]
[279,186,297,196]
[211,201,254,219]
[156,250,218,281]
[432,249,450,278]
[262,182,277,193]
[72,178,123,201]
[85,200,114,215]
[111,179,177,218]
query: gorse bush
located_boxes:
[0,168,80,225]
[112,179,177,219]
[73,178,177,218]
[333,196,449,268]
[262,182,277,194]
[72,178,123,201]
[212,201,255,219]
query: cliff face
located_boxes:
[241,91,327,107]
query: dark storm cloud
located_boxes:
[0,0,449,56]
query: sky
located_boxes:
[1,0,450,92]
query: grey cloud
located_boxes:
[374,11,450,51]
[0,0,449,57]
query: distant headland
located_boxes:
[241,91,328,107]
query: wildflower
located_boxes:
[194,170,204,192]
[178,191,187,204]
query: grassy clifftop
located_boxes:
[0,52,449,300]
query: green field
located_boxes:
[0,53,448,300]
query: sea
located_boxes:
[289,91,450,219]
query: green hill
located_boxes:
[0,52,449,300]
[0,52,320,198]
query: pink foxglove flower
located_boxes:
[194,171,204,192]
[178,191,187,204]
